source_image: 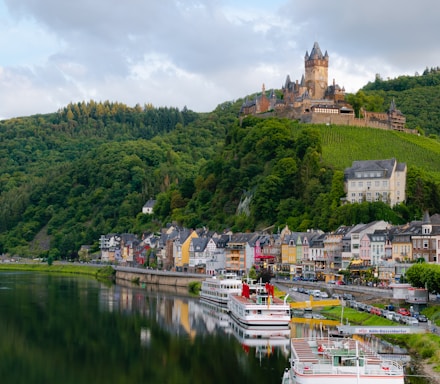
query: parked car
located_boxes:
[416,314,428,323]
[386,311,396,321]
[405,317,419,326]
[335,280,346,285]
[343,293,354,301]
[319,291,329,298]
[397,308,411,316]
[370,307,382,316]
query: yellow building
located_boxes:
[174,230,199,270]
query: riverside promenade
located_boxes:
[114,266,208,288]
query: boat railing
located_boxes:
[294,359,403,376]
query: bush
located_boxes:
[188,281,201,295]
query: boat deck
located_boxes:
[290,337,403,374]
[291,339,320,363]
[232,294,286,305]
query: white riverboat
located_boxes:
[281,336,405,384]
[199,272,243,306]
[228,281,291,327]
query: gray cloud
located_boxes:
[0,0,439,118]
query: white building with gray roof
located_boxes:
[344,158,406,206]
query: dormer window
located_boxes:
[423,226,431,234]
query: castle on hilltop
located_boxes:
[240,42,410,132]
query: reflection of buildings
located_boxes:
[98,283,234,343]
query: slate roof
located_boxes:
[305,42,328,61]
[344,158,406,180]
[192,237,209,252]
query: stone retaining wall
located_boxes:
[115,267,207,288]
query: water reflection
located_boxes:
[0,272,417,384]
[0,272,289,384]
[104,282,292,362]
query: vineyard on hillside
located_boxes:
[315,125,440,180]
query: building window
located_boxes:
[375,181,380,187]
[358,181,363,187]
[367,181,371,187]
[382,180,388,187]
[351,181,355,187]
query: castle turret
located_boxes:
[304,42,329,99]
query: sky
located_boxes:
[0,0,439,119]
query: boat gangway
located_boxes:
[290,297,341,310]
[336,325,427,335]
[291,317,340,327]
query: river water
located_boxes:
[0,272,426,384]
[0,272,290,384]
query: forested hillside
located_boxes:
[359,67,440,135]
[0,71,440,259]
[0,100,237,257]
[159,117,440,233]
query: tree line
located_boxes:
[0,75,440,259]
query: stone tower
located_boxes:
[304,42,329,99]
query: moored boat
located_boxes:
[228,281,291,327]
[199,272,243,306]
[281,336,405,384]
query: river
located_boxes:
[0,271,290,384]
[1,271,427,384]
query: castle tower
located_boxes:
[304,42,329,99]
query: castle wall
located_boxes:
[296,112,418,134]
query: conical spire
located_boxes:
[309,42,324,60]
[422,210,431,224]
[390,98,396,111]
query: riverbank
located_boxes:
[0,262,109,277]
[321,306,440,384]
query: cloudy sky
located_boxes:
[0,0,439,119]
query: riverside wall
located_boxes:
[114,266,208,288]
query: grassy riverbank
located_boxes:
[321,305,440,382]
[0,262,114,279]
